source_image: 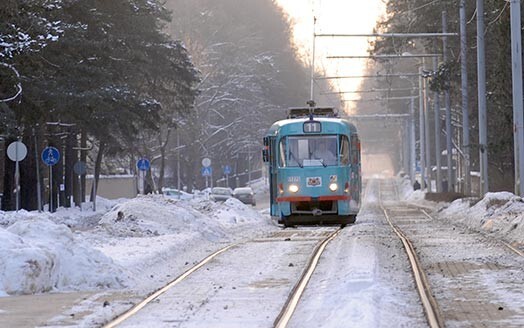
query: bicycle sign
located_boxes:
[41,147,60,166]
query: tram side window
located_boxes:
[350,135,360,164]
[339,135,350,166]
[279,138,286,167]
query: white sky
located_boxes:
[275,0,386,113]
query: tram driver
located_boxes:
[311,138,337,165]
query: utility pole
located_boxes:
[433,56,442,192]
[510,0,524,196]
[419,66,426,190]
[443,11,455,192]
[410,97,416,186]
[423,67,432,191]
[460,1,471,194]
[477,0,489,195]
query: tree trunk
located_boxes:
[80,130,87,203]
[90,141,105,202]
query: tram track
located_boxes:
[378,178,524,328]
[377,180,444,328]
[103,227,342,327]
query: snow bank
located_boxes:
[0,213,125,295]
[0,190,272,296]
[440,192,524,244]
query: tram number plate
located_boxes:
[307,177,322,187]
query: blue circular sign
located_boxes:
[41,147,60,166]
[136,158,151,171]
[223,165,231,175]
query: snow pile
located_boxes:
[397,175,426,202]
[0,192,272,296]
[0,213,125,295]
[440,192,524,244]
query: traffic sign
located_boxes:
[223,165,231,175]
[7,141,27,162]
[136,158,151,171]
[73,161,87,175]
[202,157,211,167]
[201,166,212,177]
[41,147,60,166]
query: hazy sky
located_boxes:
[275,0,386,113]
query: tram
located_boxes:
[263,107,362,226]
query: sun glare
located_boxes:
[275,0,386,113]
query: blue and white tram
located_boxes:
[263,107,362,226]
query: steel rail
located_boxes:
[274,229,342,328]
[103,244,237,328]
[378,180,444,328]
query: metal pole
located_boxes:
[177,128,181,199]
[15,159,19,211]
[410,98,416,186]
[404,119,410,176]
[248,146,251,186]
[477,0,489,195]
[49,166,53,212]
[33,130,42,212]
[460,1,471,194]
[423,68,432,191]
[433,57,442,193]
[419,66,426,190]
[510,0,524,196]
[443,11,454,192]
[310,17,316,102]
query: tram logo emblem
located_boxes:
[330,175,337,182]
[307,177,322,187]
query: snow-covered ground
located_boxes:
[0,178,276,298]
[399,176,524,246]
[2,176,523,327]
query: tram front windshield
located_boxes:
[280,135,338,167]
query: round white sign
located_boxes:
[7,141,27,161]
[202,157,211,167]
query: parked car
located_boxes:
[210,187,233,202]
[162,188,193,200]
[233,187,256,206]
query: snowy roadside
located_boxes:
[0,181,276,298]
[397,176,524,247]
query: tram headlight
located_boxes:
[288,184,299,193]
[329,183,338,192]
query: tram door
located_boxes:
[263,136,278,216]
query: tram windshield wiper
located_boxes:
[320,159,327,167]
[289,151,303,168]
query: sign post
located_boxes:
[41,146,60,212]
[201,158,211,190]
[223,165,231,188]
[7,141,27,211]
[136,158,151,195]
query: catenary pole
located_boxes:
[443,11,454,192]
[460,1,471,194]
[419,66,426,190]
[510,0,524,196]
[410,97,416,186]
[477,0,489,195]
[433,56,442,192]
[423,64,431,191]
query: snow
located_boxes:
[0,193,274,297]
[399,175,524,246]
[1,175,523,326]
